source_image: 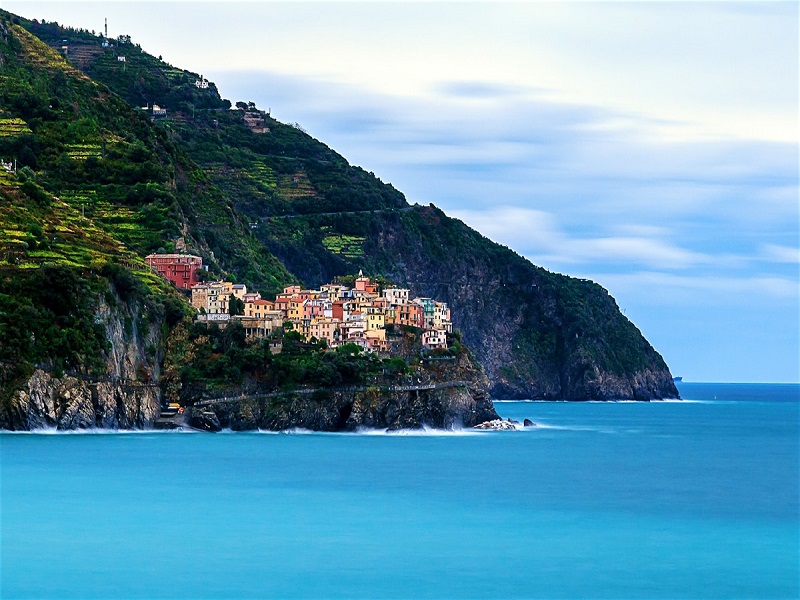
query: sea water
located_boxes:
[1,383,798,599]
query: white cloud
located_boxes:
[450,206,710,271]
[573,237,705,271]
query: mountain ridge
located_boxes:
[0,11,678,404]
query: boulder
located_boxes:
[187,408,222,432]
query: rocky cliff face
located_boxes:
[0,292,163,430]
[194,383,497,432]
[378,209,678,400]
[6,369,160,430]
[185,338,497,431]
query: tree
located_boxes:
[336,343,363,357]
[18,145,37,169]
[228,296,244,316]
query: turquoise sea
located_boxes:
[1,383,798,599]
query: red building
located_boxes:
[332,300,347,322]
[145,253,203,290]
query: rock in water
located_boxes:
[523,418,536,427]
[187,408,222,432]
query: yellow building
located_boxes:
[309,318,341,346]
[244,299,275,318]
[320,283,346,301]
[366,311,385,331]
[287,299,305,322]
[364,329,388,352]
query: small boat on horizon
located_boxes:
[673,376,683,382]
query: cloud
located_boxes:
[761,244,800,265]
[449,206,710,271]
[215,70,798,281]
[433,81,529,101]
[585,271,800,307]
[573,238,705,271]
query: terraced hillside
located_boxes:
[1,11,679,400]
[0,13,293,296]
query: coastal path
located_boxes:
[193,380,473,408]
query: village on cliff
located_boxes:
[146,253,452,354]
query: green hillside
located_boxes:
[0,11,678,401]
[0,14,292,294]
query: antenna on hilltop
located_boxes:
[101,17,110,47]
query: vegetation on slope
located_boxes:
[0,11,677,402]
[0,12,293,296]
[0,13,288,410]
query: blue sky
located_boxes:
[4,1,798,383]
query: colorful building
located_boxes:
[146,253,203,290]
[422,330,448,350]
[191,281,248,314]
[190,273,452,353]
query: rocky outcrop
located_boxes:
[0,288,164,431]
[5,369,160,430]
[175,327,498,432]
[203,382,497,432]
[95,296,162,386]
[186,407,222,432]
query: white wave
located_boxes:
[533,423,588,431]
[2,420,605,436]
[256,425,490,437]
[272,427,317,435]
[252,421,620,436]
[659,398,708,403]
[1,427,197,436]
[496,399,696,404]
[492,399,563,403]
[526,421,618,433]
[360,425,481,436]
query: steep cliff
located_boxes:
[0,266,181,430]
[7,369,159,430]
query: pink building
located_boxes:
[145,253,202,290]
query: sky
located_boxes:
[3,1,798,383]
